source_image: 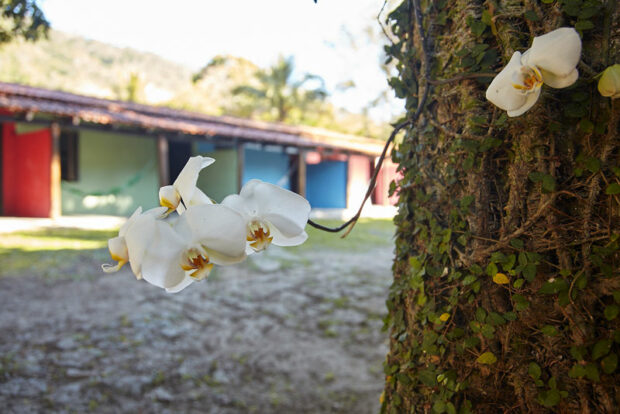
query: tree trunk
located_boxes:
[382,1,619,412]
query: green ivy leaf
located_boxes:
[585,157,600,173]
[476,352,497,365]
[481,10,492,25]
[570,345,586,361]
[462,275,477,286]
[481,324,495,339]
[503,311,517,321]
[575,20,595,31]
[487,312,506,326]
[514,294,530,311]
[605,304,619,321]
[585,363,600,382]
[523,263,537,281]
[513,278,525,289]
[528,171,545,183]
[569,364,586,378]
[541,175,556,193]
[592,340,612,360]
[418,369,438,386]
[466,16,486,36]
[524,10,540,21]
[432,400,446,413]
[601,353,618,375]
[541,325,559,336]
[510,238,524,249]
[605,183,620,195]
[537,389,561,407]
[578,119,594,133]
[539,279,568,294]
[463,336,480,349]
[528,362,542,379]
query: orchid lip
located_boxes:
[247,220,273,252]
[181,248,213,281]
[512,65,543,93]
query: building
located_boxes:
[0,82,397,218]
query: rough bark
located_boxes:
[382,1,619,412]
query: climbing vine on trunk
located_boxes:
[382,0,618,412]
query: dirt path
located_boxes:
[0,244,393,413]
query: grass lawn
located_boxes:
[296,218,395,252]
[0,228,117,279]
[0,218,395,278]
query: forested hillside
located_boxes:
[0,30,390,138]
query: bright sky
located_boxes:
[39,0,401,120]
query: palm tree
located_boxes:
[232,56,327,123]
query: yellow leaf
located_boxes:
[493,272,509,284]
[439,313,450,322]
[477,352,497,365]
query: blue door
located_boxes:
[306,161,347,208]
[243,147,292,190]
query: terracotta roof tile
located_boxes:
[0,82,384,156]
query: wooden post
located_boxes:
[236,142,245,192]
[297,150,306,198]
[157,135,170,187]
[50,122,61,218]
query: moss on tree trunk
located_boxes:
[382,1,619,412]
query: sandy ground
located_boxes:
[0,242,393,413]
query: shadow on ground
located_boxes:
[0,221,394,413]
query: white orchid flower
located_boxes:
[598,64,620,99]
[159,155,215,214]
[222,179,311,254]
[486,27,582,117]
[129,204,247,293]
[101,206,167,274]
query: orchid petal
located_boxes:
[221,194,253,220]
[139,221,188,289]
[539,68,579,89]
[173,156,214,209]
[119,206,142,237]
[486,52,530,113]
[521,27,581,81]
[107,236,128,262]
[243,179,310,235]
[176,204,247,265]
[187,188,212,207]
[123,212,160,279]
[506,87,541,117]
[268,223,308,247]
[165,275,195,293]
[159,185,180,211]
[101,262,126,273]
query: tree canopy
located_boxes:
[231,56,328,123]
[0,0,49,43]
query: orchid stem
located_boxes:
[308,0,432,237]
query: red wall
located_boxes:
[2,123,52,217]
[374,158,400,206]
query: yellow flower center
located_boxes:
[512,65,543,93]
[180,248,213,281]
[247,220,273,252]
